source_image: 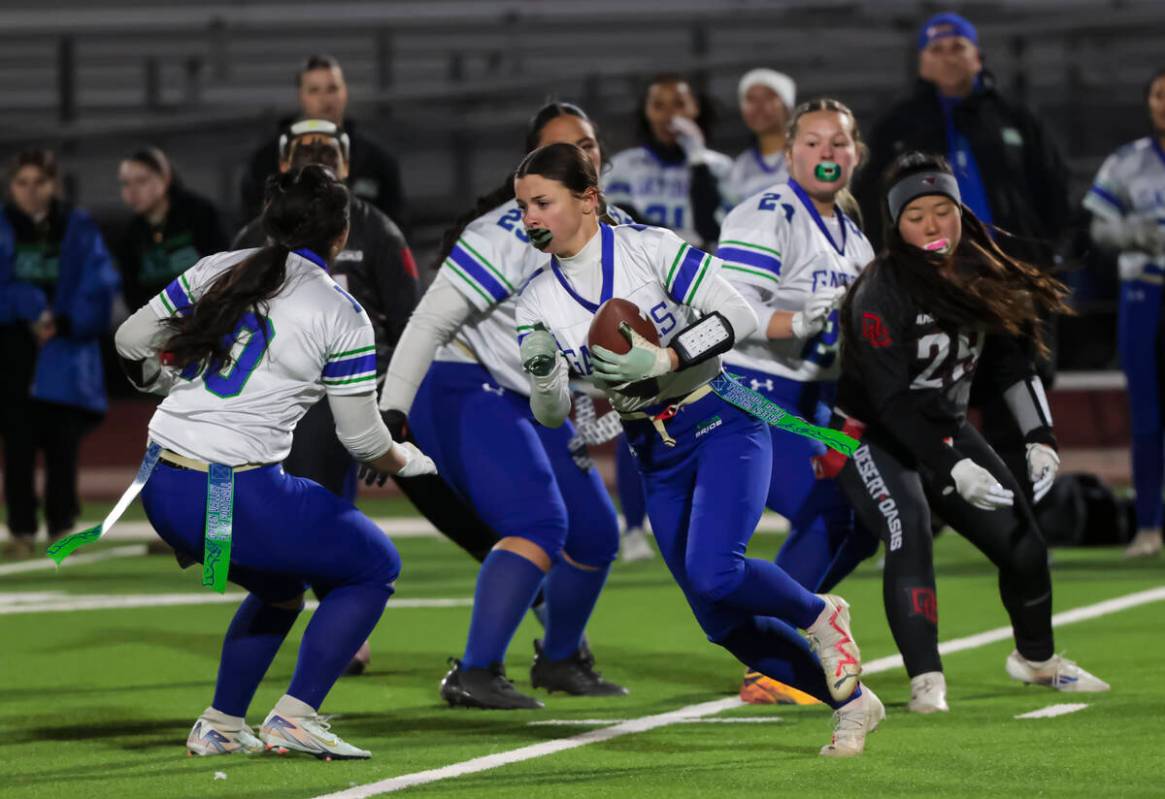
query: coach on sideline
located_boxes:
[853,12,1072,494]
[240,54,408,230]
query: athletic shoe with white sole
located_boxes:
[907,671,949,714]
[619,526,655,562]
[260,698,370,760]
[186,707,263,756]
[1124,529,1162,558]
[805,594,862,702]
[1005,651,1110,693]
[819,686,885,757]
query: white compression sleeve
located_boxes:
[734,283,778,343]
[688,272,759,341]
[381,271,476,413]
[113,304,179,396]
[329,392,394,461]
[528,354,571,428]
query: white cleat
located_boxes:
[806,594,862,702]
[1124,529,1162,558]
[186,707,264,756]
[619,526,655,562]
[260,709,371,760]
[1005,650,1110,693]
[820,686,885,757]
[907,671,949,714]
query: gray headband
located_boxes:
[887,172,961,225]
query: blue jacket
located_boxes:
[0,206,120,414]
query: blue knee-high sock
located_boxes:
[213,594,301,717]
[717,616,858,710]
[542,560,610,661]
[721,558,825,630]
[288,583,392,710]
[1131,430,1165,529]
[616,439,648,529]
[462,549,546,669]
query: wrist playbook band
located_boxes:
[672,312,735,370]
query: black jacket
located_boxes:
[240,117,408,232]
[233,196,419,376]
[114,186,228,312]
[837,257,1052,480]
[854,73,1070,267]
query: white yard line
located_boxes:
[0,592,472,615]
[1015,703,1089,719]
[311,584,1165,799]
[5,513,791,544]
[0,544,146,576]
[529,717,783,726]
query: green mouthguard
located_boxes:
[815,161,841,182]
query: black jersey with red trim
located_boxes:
[836,257,1040,479]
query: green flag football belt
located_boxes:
[45,443,257,594]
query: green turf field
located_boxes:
[2,522,1162,799]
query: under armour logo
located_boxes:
[748,378,775,392]
[481,383,504,396]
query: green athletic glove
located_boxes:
[520,326,559,377]
[591,322,673,388]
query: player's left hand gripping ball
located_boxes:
[591,322,673,388]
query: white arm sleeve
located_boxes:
[734,283,778,343]
[329,392,394,461]
[113,303,179,396]
[528,354,572,428]
[381,271,476,413]
[688,272,759,341]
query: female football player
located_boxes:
[831,151,1109,712]
[114,165,436,759]
[726,68,795,205]
[603,73,732,247]
[1084,67,1165,558]
[515,141,883,757]
[716,98,880,704]
[381,102,629,710]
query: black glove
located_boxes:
[358,410,411,487]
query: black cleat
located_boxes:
[529,640,629,696]
[439,658,544,709]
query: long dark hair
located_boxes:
[163,165,349,370]
[635,72,716,147]
[1147,66,1165,134]
[433,101,600,270]
[845,151,1069,356]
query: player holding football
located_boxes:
[826,151,1109,711]
[516,141,884,757]
[716,98,880,705]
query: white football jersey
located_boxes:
[516,223,726,414]
[147,249,377,465]
[603,146,733,245]
[437,199,634,395]
[717,180,874,382]
[726,147,789,208]
[1083,137,1165,282]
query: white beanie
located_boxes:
[737,68,796,111]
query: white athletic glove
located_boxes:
[392,441,437,478]
[791,288,844,339]
[669,116,707,166]
[1026,443,1060,503]
[948,458,1014,510]
[1127,214,1165,256]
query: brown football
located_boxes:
[587,298,659,355]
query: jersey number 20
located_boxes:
[204,313,275,398]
